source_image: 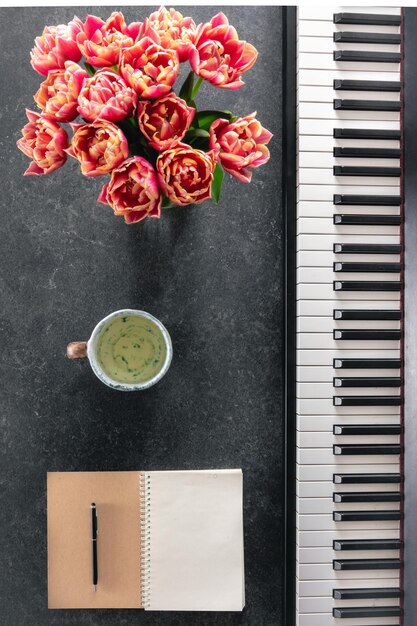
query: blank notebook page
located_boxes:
[145,469,244,611]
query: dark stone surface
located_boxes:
[0,6,284,626]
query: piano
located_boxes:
[284,6,417,625]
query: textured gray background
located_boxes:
[0,6,284,625]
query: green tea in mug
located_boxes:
[96,313,167,384]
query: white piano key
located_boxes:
[298,300,400,317]
[299,102,400,122]
[298,220,400,236]
[298,249,400,265]
[299,6,401,19]
[298,431,400,447]
[298,318,401,332]
[298,233,400,250]
[299,118,400,137]
[298,498,400,515]
[298,596,400,614]
[299,37,400,55]
[299,482,400,498]
[299,184,399,202]
[299,68,401,87]
[298,333,400,350]
[299,88,400,106]
[299,152,400,168]
[297,448,399,465]
[299,53,400,73]
[296,446,400,471]
[297,284,400,301]
[297,398,400,415]
[298,380,400,398]
[299,135,400,151]
[298,562,401,580]
[298,415,400,432]
[298,546,399,564]
[298,612,399,626]
[297,514,400,532]
[297,463,400,482]
[298,20,400,38]
[297,577,400,598]
[299,529,400,547]
[297,266,400,283]
[297,201,401,218]
[298,349,400,366]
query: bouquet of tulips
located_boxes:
[17,8,272,224]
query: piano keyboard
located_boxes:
[296,7,402,625]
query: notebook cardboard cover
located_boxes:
[47,471,142,609]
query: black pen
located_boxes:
[91,503,98,592]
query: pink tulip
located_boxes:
[30,17,83,76]
[65,120,129,177]
[120,35,179,99]
[137,93,195,151]
[190,12,257,90]
[34,61,88,122]
[16,109,68,176]
[209,112,272,183]
[98,156,162,224]
[77,69,137,122]
[142,7,196,62]
[76,12,142,67]
[157,143,217,206]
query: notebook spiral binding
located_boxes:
[139,472,151,608]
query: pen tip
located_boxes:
[93,585,96,593]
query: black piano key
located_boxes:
[333,261,401,271]
[334,50,401,63]
[334,309,401,320]
[334,195,401,206]
[334,492,400,503]
[334,376,401,387]
[333,538,401,551]
[333,444,401,456]
[334,32,401,45]
[333,358,401,369]
[333,396,402,406]
[333,606,401,619]
[333,330,401,340]
[333,587,401,600]
[333,473,401,484]
[334,99,401,112]
[334,281,401,291]
[333,558,400,571]
[334,510,401,521]
[334,242,401,254]
[334,147,401,158]
[334,215,401,227]
[334,79,401,92]
[334,128,401,140]
[334,166,400,177]
[334,424,401,435]
[334,13,401,26]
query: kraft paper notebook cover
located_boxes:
[47,469,244,611]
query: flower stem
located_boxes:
[191,76,203,100]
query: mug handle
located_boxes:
[67,341,88,359]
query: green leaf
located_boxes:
[195,110,234,131]
[190,76,203,100]
[84,62,96,76]
[211,164,224,204]
[162,195,176,210]
[179,71,195,103]
[185,128,210,139]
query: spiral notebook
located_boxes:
[47,469,244,611]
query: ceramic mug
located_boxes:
[67,309,173,391]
